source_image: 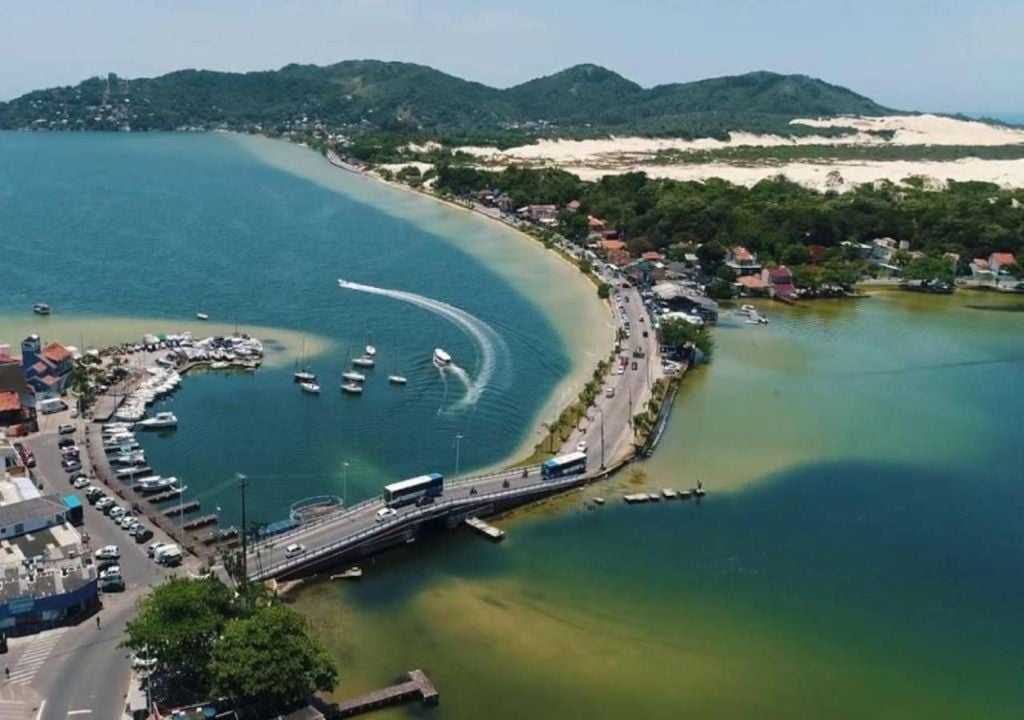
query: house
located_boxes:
[20,336,73,398]
[764,266,798,302]
[652,282,719,323]
[840,241,873,259]
[641,251,665,262]
[970,258,996,280]
[870,237,898,264]
[607,248,632,268]
[596,239,626,253]
[989,252,1017,275]
[725,246,761,275]
[736,275,770,296]
[587,215,607,232]
[517,204,558,224]
[0,393,23,427]
[566,200,582,213]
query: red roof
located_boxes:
[0,391,20,413]
[991,252,1016,266]
[40,343,71,364]
[598,239,626,251]
[731,246,754,262]
[737,275,768,289]
[973,258,990,269]
[641,251,664,261]
[567,200,581,210]
[769,267,794,283]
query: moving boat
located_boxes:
[342,371,366,383]
[351,356,375,368]
[365,344,376,357]
[433,348,452,370]
[341,382,363,395]
[32,302,51,316]
[300,382,321,394]
[196,313,209,321]
[136,411,178,430]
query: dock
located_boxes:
[116,465,151,478]
[145,487,182,502]
[330,669,438,718]
[623,493,649,503]
[163,500,200,517]
[464,516,505,541]
[182,514,218,531]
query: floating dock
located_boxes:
[145,487,183,502]
[163,500,200,517]
[182,514,218,531]
[464,516,505,541]
[331,669,438,717]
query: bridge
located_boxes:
[247,463,602,581]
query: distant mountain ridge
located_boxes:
[0,60,894,140]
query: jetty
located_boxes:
[182,514,218,531]
[163,500,199,517]
[329,669,438,717]
[464,516,505,541]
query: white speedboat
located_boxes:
[365,344,376,357]
[32,302,51,316]
[433,348,452,369]
[388,374,408,385]
[341,382,363,395]
[300,382,321,394]
[342,371,366,383]
[137,412,178,430]
[196,313,209,321]
[352,356,375,368]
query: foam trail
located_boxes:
[339,279,507,408]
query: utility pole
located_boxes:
[238,473,248,592]
[454,434,463,478]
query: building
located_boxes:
[0,494,75,540]
[588,215,607,232]
[566,200,582,213]
[652,282,720,323]
[0,392,23,428]
[736,275,770,296]
[596,239,626,253]
[764,266,798,302]
[607,248,632,268]
[989,252,1017,275]
[970,258,996,280]
[870,237,898,264]
[517,204,558,224]
[20,336,73,398]
[725,246,761,275]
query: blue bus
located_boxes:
[384,473,444,508]
[541,452,588,480]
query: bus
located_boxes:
[541,452,588,480]
[384,473,444,508]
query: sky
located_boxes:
[1,0,1021,113]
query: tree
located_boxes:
[579,258,593,275]
[696,241,727,274]
[597,282,611,299]
[781,244,811,266]
[123,577,238,685]
[210,604,338,709]
[660,317,715,360]
[706,278,735,300]
[556,210,589,244]
[715,265,738,283]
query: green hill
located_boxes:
[0,60,894,140]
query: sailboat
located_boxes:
[293,340,316,383]
[388,349,407,385]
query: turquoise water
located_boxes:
[296,291,1024,718]
[0,131,572,525]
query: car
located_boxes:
[69,408,80,419]
[631,362,639,371]
[120,515,136,530]
[57,437,75,449]
[95,544,120,560]
[73,477,91,489]
[58,424,75,435]
[102,502,119,516]
[126,520,143,534]
[614,366,624,375]
[147,541,167,558]
[61,459,82,474]
[375,507,398,522]
[605,386,615,398]
[284,543,306,558]
[99,565,122,580]
[110,507,127,521]
[134,528,154,543]
[95,497,114,511]
[576,440,588,454]
[131,653,157,672]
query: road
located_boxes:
[20,428,186,719]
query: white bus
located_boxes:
[541,452,588,480]
[383,473,444,508]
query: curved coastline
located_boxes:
[229,134,616,469]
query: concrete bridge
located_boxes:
[247,463,601,581]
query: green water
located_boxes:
[293,290,1024,718]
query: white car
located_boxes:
[576,440,588,454]
[284,543,306,558]
[110,507,127,521]
[120,515,136,529]
[375,507,397,522]
[58,424,75,435]
[95,545,120,560]
[73,476,91,489]
[99,565,122,580]
[147,542,167,558]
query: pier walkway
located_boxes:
[325,669,438,717]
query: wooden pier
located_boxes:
[182,514,218,531]
[163,500,199,517]
[146,487,182,502]
[328,669,438,718]
[464,516,505,541]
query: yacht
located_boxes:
[388,374,408,386]
[196,313,209,321]
[433,348,452,370]
[341,382,364,395]
[365,344,377,357]
[293,370,317,383]
[300,382,321,394]
[32,302,51,316]
[136,411,178,430]
[351,356,375,368]
[342,371,366,383]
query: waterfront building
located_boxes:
[652,282,720,322]
[988,252,1017,276]
[20,335,73,397]
[763,266,799,302]
[725,246,762,275]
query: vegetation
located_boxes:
[0,62,891,146]
[660,318,716,360]
[124,577,338,708]
[648,143,1024,166]
[434,167,1024,265]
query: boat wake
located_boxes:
[338,279,508,409]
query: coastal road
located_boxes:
[23,429,184,719]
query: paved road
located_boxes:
[22,428,185,719]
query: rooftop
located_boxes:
[40,343,71,364]
[0,494,69,531]
[0,393,19,413]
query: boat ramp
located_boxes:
[464,516,505,541]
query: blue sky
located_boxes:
[2,0,1021,112]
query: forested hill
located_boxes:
[0,60,892,141]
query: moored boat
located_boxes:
[388,374,408,385]
[351,356,375,368]
[293,370,316,383]
[300,382,321,394]
[196,313,209,321]
[32,302,51,316]
[341,382,363,395]
[136,411,178,430]
[342,371,366,383]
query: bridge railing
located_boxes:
[249,471,588,581]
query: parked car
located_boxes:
[147,542,166,558]
[284,543,306,558]
[73,477,91,489]
[58,424,75,435]
[134,527,154,543]
[61,459,82,474]
[120,515,136,530]
[110,507,127,521]
[57,437,76,449]
[375,507,397,522]
[95,544,120,560]
[99,565,122,581]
